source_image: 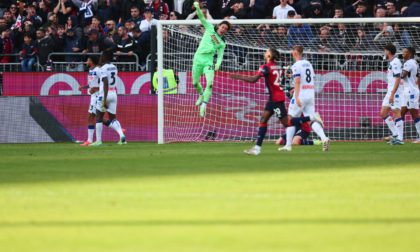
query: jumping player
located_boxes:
[230,48,289,155]
[90,49,126,146]
[381,44,404,145]
[192,1,231,117]
[279,45,329,151]
[401,47,420,143]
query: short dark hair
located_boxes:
[119,26,127,32]
[385,43,397,55]
[406,46,416,57]
[23,32,32,39]
[219,20,232,31]
[132,27,141,33]
[89,55,99,65]
[101,48,113,62]
[131,6,139,11]
[268,48,280,61]
[287,10,295,16]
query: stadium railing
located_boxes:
[0,53,40,72]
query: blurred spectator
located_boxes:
[0,27,14,63]
[45,13,59,30]
[120,0,145,25]
[82,28,116,54]
[53,0,73,25]
[0,0,12,18]
[22,5,42,29]
[344,0,372,18]
[402,0,420,17]
[9,4,19,23]
[3,11,14,28]
[103,0,121,26]
[374,24,399,49]
[334,7,344,18]
[254,24,270,47]
[124,20,135,36]
[127,6,143,27]
[140,6,158,31]
[304,3,326,18]
[90,16,105,35]
[187,4,213,20]
[270,24,288,50]
[214,0,239,19]
[66,15,83,39]
[19,32,38,72]
[288,15,313,49]
[386,2,400,17]
[148,0,170,19]
[37,0,51,24]
[77,0,97,27]
[230,2,246,19]
[273,0,296,19]
[115,26,140,66]
[131,26,150,66]
[105,19,119,42]
[313,27,333,70]
[323,0,335,18]
[169,11,181,20]
[394,0,412,12]
[0,18,6,29]
[354,26,371,50]
[181,0,195,19]
[62,28,83,70]
[36,28,56,68]
[333,23,354,52]
[242,0,265,19]
[375,6,386,17]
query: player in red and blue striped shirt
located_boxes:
[230,48,288,155]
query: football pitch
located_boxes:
[0,141,419,252]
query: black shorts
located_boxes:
[265,101,287,120]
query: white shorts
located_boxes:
[382,92,401,110]
[288,96,315,117]
[96,91,117,114]
[401,93,419,110]
[88,94,98,114]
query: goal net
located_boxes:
[156,17,420,143]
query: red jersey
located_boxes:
[257,61,285,103]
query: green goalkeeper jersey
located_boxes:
[195,5,226,66]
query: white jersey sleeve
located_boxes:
[387,58,402,94]
[88,66,100,90]
[403,59,419,95]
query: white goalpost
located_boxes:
[156,17,420,144]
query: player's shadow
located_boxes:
[2,218,420,227]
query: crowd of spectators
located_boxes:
[0,0,419,71]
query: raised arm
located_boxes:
[194,2,213,30]
[215,45,225,71]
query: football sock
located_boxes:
[300,139,315,145]
[111,119,124,137]
[395,118,404,141]
[383,116,397,137]
[256,124,268,147]
[290,116,311,127]
[96,121,103,143]
[286,126,296,147]
[201,102,207,109]
[311,122,326,141]
[203,84,213,103]
[254,145,261,152]
[414,118,420,137]
[87,125,95,143]
[105,119,112,127]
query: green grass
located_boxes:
[0,141,419,252]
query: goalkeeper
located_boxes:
[192,1,231,117]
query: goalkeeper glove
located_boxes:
[215,64,220,71]
[193,2,199,8]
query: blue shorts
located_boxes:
[265,101,287,120]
